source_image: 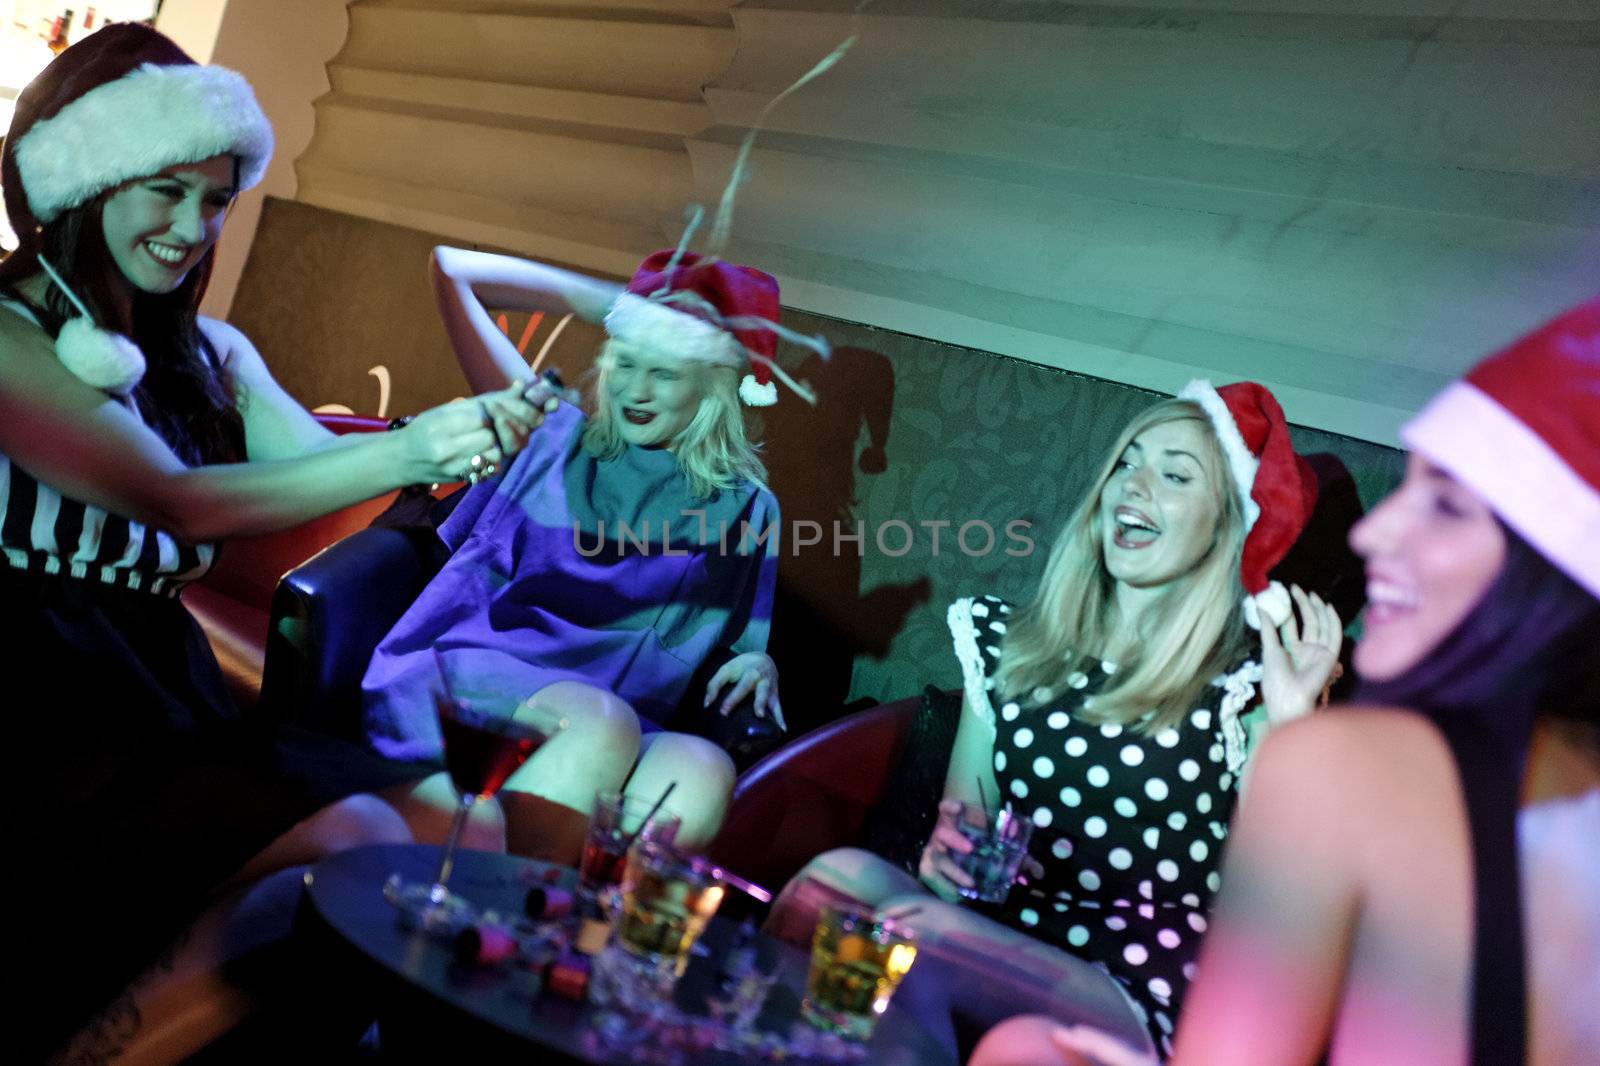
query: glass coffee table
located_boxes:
[299,843,954,1065]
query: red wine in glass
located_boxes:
[385,694,565,930]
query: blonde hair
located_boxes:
[994,399,1252,733]
[581,340,767,499]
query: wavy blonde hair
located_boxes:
[994,399,1252,733]
[581,340,767,499]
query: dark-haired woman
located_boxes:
[980,298,1600,1066]
[0,25,543,1060]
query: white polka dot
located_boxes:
[1084,816,1107,838]
[1143,827,1161,849]
[970,602,989,617]
[1100,723,1123,738]
[1157,859,1180,882]
[1078,869,1102,891]
[1190,709,1212,729]
[1059,786,1082,807]
[1051,837,1075,860]
[1145,778,1169,802]
[1155,728,1181,748]
[1155,1010,1173,1034]
[1181,893,1200,907]
[1067,671,1089,689]
[1032,807,1053,828]
[1208,743,1225,763]
[1014,728,1035,749]
[990,620,1008,635]
[1046,711,1069,730]
[1001,702,1020,721]
[1108,847,1133,870]
[1157,929,1182,950]
[1106,915,1127,931]
[1031,686,1052,703]
[1138,902,1156,919]
[994,751,1007,772]
[1101,661,1118,674]
[1150,977,1173,999]
[1120,745,1144,767]
[1113,898,1130,908]
[1189,840,1210,862]
[1064,737,1088,757]
[1196,792,1213,814]
[1009,778,1029,799]
[1211,821,1227,840]
[1219,772,1233,790]
[1032,756,1056,778]
[1123,943,1149,966]
[1054,902,1069,913]
[1113,796,1138,818]
[1207,872,1222,892]
[1068,925,1090,947]
[1139,880,1154,900]
[1187,913,1208,933]
[1167,811,1187,831]
[1019,908,1039,927]
[1179,759,1200,781]
[1087,765,1110,788]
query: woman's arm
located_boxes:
[1168,716,1364,1065]
[430,245,623,394]
[0,312,523,542]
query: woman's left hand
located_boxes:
[1259,583,1343,726]
[704,653,785,732]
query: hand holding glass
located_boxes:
[953,802,1035,904]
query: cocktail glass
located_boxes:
[801,903,918,1041]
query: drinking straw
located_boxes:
[620,780,679,852]
[975,775,995,824]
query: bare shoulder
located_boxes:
[197,315,256,368]
[0,301,54,359]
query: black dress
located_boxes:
[950,595,1262,1058]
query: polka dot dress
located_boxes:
[960,595,1257,1058]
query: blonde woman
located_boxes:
[362,246,798,852]
[774,383,1342,1061]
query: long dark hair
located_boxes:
[1355,526,1600,750]
[0,188,246,466]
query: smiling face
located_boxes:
[602,341,705,448]
[1098,417,1226,593]
[99,154,236,295]
[1349,454,1506,682]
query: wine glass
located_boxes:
[385,691,566,929]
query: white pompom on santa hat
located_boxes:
[1178,379,1319,630]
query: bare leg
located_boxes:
[764,846,923,945]
[627,731,737,849]
[375,771,507,853]
[969,1015,1089,1066]
[54,792,418,1065]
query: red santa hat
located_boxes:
[2,22,273,397]
[603,250,819,407]
[1401,296,1600,600]
[1179,380,1319,629]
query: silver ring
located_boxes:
[468,453,485,471]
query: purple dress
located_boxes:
[361,403,779,761]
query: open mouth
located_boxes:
[622,407,655,427]
[1364,579,1418,625]
[1112,507,1160,549]
[143,240,191,269]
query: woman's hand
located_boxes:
[398,384,542,485]
[1259,583,1343,726]
[917,798,981,902]
[704,652,785,731]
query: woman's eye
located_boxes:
[1114,458,1134,472]
[1164,472,1192,485]
[149,184,185,200]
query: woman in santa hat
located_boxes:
[0,21,549,1060]
[772,380,1344,1061]
[982,299,1600,1065]
[361,242,804,856]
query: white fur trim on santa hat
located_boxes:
[1403,380,1600,601]
[1179,379,1261,532]
[1241,580,1292,632]
[603,292,742,368]
[739,374,778,406]
[56,316,145,396]
[15,62,272,224]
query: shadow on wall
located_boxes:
[763,344,931,736]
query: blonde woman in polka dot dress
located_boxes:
[772,383,1342,1061]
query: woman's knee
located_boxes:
[969,1015,1077,1066]
[764,848,925,946]
[506,682,641,801]
[629,732,736,847]
[239,793,413,882]
[382,772,506,852]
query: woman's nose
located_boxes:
[168,197,205,244]
[1349,491,1402,558]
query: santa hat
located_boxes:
[1179,380,1319,629]
[603,250,807,406]
[1401,296,1600,600]
[2,23,273,396]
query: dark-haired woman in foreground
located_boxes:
[979,297,1600,1066]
